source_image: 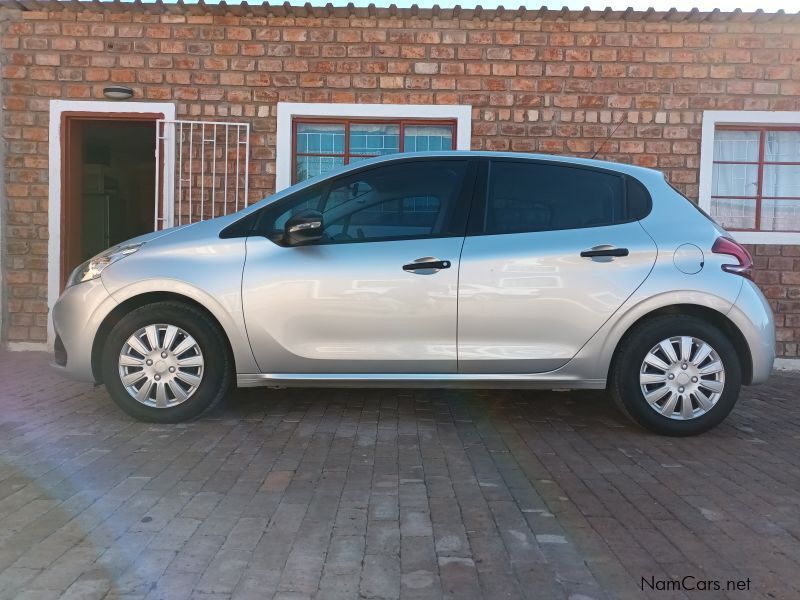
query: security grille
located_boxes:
[155,120,250,229]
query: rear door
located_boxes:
[457,159,658,373]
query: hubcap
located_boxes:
[639,336,725,421]
[118,324,204,408]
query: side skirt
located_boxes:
[236,373,607,390]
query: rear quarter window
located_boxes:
[626,176,653,221]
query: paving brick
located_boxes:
[231,567,280,600]
[144,569,198,600]
[323,534,364,575]
[276,549,325,595]
[193,548,250,594]
[221,517,267,551]
[366,520,401,557]
[1,351,800,598]
[166,534,224,575]
[360,554,401,599]
[148,518,201,552]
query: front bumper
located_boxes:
[51,278,118,383]
[728,279,776,385]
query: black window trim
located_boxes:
[467,157,653,237]
[246,156,478,247]
[220,156,653,240]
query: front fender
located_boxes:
[105,278,259,375]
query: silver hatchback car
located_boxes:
[52,152,774,436]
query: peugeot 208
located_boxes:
[52,152,775,436]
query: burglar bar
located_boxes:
[155,120,250,230]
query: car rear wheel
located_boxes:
[610,315,741,436]
[102,301,232,422]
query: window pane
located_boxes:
[349,123,400,156]
[325,179,373,212]
[627,177,652,220]
[266,186,325,236]
[763,164,800,198]
[710,198,756,230]
[348,155,376,165]
[761,199,800,232]
[404,125,454,153]
[765,131,800,163]
[320,160,466,243]
[711,163,759,197]
[485,162,625,234]
[344,195,442,239]
[296,123,345,155]
[295,155,344,182]
[713,130,759,162]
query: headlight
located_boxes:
[66,243,143,287]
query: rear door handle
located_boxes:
[580,246,629,258]
[403,257,451,273]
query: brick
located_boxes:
[1,9,800,351]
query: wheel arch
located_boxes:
[91,291,242,384]
[607,303,753,387]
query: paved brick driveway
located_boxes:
[0,350,799,600]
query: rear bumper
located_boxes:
[51,278,117,383]
[728,280,775,385]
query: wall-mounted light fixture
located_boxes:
[103,85,134,100]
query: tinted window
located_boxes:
[271,187,325,232]
[325,194,442,241]
[261,160,467,245]
[485,161,626,234]
[627,177,652,221]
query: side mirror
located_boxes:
[284,209,323,246]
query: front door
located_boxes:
[458,159,658,373]
[61,117,157,289]
[242,158,474,373]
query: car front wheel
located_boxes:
[102,301,232,422]
[610,315,742,436]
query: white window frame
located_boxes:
[700,110,800,245]
[275,102,472,192]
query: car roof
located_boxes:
[308,150,661,180]
[244,150,664,215]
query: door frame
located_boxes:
[47,100,175,347]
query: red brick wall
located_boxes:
[749,245,800,359]
[1,6,800,353]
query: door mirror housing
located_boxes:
[284,209,323,246]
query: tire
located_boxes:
[609,315,741,436]
[102,301,232,423]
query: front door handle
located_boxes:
[402,257,452,273]
[580,246,629,258]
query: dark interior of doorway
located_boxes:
[63,119,156,286]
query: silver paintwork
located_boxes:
[51,151,775,398]
[457,221,657,373]
[118,324,204,408]
[639,336,725,420]
[242,236,462,373]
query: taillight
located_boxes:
[711,236,753,280]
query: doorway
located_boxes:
[61,118,157,288]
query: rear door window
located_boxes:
[482,161,647,235]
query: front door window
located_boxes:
[261,159,469,245]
